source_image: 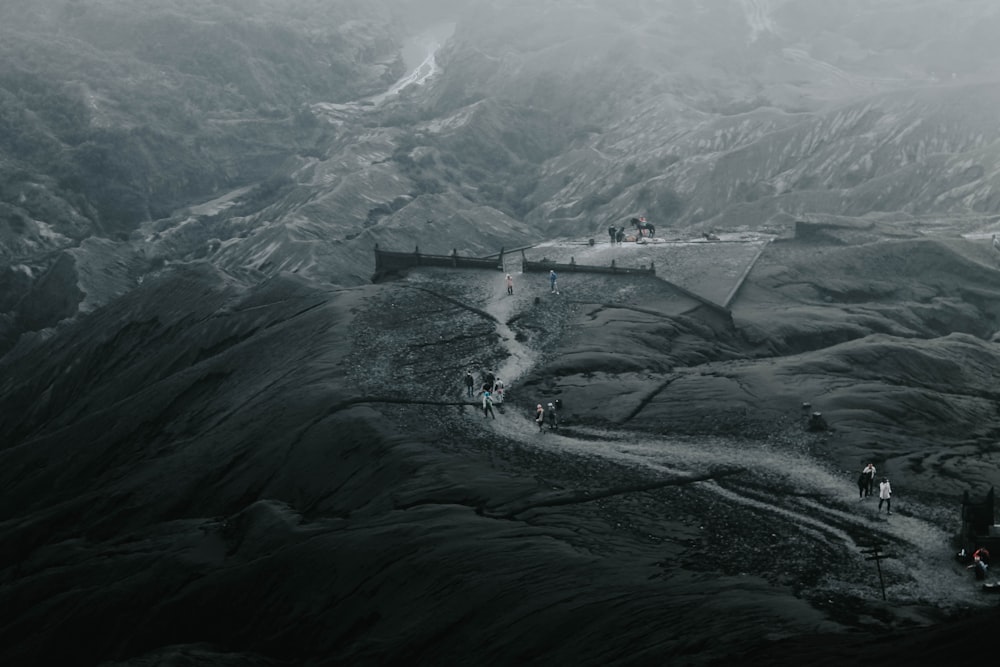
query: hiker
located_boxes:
[970,547,991,580]
[535,403,545,432]
[858,463,876,498]
[464,371,475,398]
[493,377,505,403]
[482,390,496,419]
[506,273,514,295]
[608,224,617,245]
[482,370,496,394]
[546,402,559,430]
[616,227,626,244]
[549,270,558,293]
[878,477,892,514]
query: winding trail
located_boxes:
[473,283,991,612]
[312,23,453,119]
[483,272,536,390]
[369,37,444,106]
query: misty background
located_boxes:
[4,0,1000,325]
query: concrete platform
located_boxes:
[512,232,773,308]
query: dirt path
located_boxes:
[482,274,536,389]
[475,281,995,614]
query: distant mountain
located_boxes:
[0,0,409,350]
[3,0,1000,352]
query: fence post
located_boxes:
[611,259,616,273]
[861,543,892,601]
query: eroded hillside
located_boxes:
[3,230,1000,665]
[5,0,1000,357]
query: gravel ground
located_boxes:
[347,234,999,649]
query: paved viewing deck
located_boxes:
[514,232,773,309]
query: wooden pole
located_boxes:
[861,544,890,601]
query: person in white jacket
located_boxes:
[878,477,892,515]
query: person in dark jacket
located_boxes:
[546,402,558,430]
[482,370,496,394]
[464,371,475,397]
[858,463,876,499]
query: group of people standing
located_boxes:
[464,370,561,430]
[465,370,505,419]
[535,400,560,432]
[858,462,892,514]
[607,225,626,245]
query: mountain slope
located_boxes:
[4,236,1000,665]
[6,0,1000,354]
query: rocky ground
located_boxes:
[2,227,1000,665]
[340,227,1000,661]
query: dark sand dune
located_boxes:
[2,235,1000,665]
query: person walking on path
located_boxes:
[464,371,475,398]
[535,403,545,432]
[482,390,496,419]
[878,477,892,514]
[506,273,514,295]
[549,270,558,294]
[970,547,991,579]
[608,224,617,245]
[859,463,876,499]
[546,402,559,430]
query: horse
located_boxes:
[629,217,655,238]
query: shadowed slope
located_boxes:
[0,264,838,666]
[2,254,1000,665]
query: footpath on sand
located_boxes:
[473,269,994,615]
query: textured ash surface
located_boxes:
[2,230,1000,666]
